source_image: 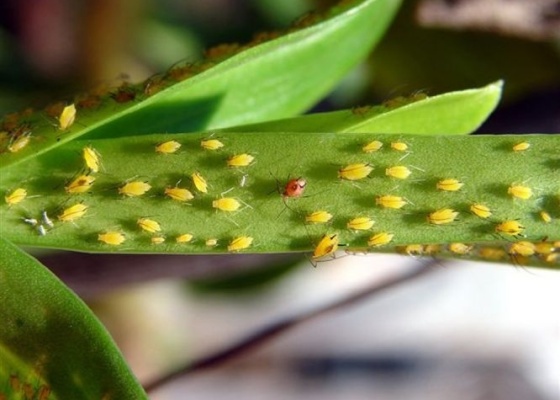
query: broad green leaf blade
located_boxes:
[0,131,558,269]
[0,237,147,399]
[224,81,502,135]
[0,0,401,169]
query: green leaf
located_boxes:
[0,237,147,399]
[0,0,401,169]
[226,81,502,135]
[1,131,558,269]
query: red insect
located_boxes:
[282,177,307,198]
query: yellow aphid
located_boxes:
[544,253,559,264]
[137,218,161,233]
[338,163,373,181]
[436,178,463,192]
[312,233,339,259]
[424,244,441,255]
[470,203,491,219]
[58,203,88,222]
[478,246,507,261]
[362,140,383,153]
[8,133,31,153]
[540,211,552,223]
[375,195,407,209]
[205,238,218,247]
[227,153,255,167]
[59,104,76,130]
[192,172,208,193]
[5,188,27,205]
[176,233,194,243]
[65,175,95,194]
[164,186,194,202]
[385,166,411,180]
[228,236,253,252]
[495,220,524,236]
[428,208,459,225]
[306,210,333,224]
[98,231,126,246]
[402,244,424,256]
[449,242,472,255]
[347,217,374,231]
[201,138,224,150]
[368,232,394,247]
[390,141,408,152]
[508,241,535,257]
[534,242,554,255]
[212,197,241,212]
[83,146,101,173]
[155,140,181,154]
[118,181,151,197]
[508,184,532,200]
[512,142,530,152]
[151,236,165,245]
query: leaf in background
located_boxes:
[0,237,147,399]
[0,0,402,169]
[225,81,502,135]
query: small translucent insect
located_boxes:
[385,165,411,180]
[137,218,161,233]
[508,184,532,200]
[23,217,38,226]
[205,238,218,247]
[213,197,241,212]
[155,140,181,154]
[151,236,165,245]
[512,142,530,152]
[282,177,307,198]
[508,241,535,257]
[228,236,254,252]
[305,210,333,224]
[390,141,408,152]
[176,233,194,243]
[449,242,472,255]
[58,203,88,222]
[192,172,208,193]
[41,210,54,228]
[427,208,459,225]
[362,140,383,153]
[368,232,394,247]
[65,175,95,194]
[165,186,194,202]
[470,203,491,219]
[227,153,255,167]
[312,233,339,259]
[5,188,27,205]
[98,231,126,245]
[201,138,224,150]
[338,163,373,181]
[375,195,407,209]
[8,133,31,153]
[495,220,524,237]
[83,146,101,173]
[347,217,375,231]
[540,210,552,223]
[37,224,47,236]
[118,181,151,197]
[59,104,76,130]
[436,178,463,192]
